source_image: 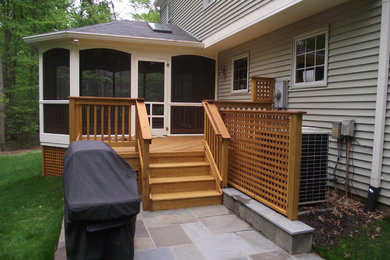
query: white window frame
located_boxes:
[167,0,172,23]
[231,53,249,93]
[292,28,328,88]
[203,0,215,9]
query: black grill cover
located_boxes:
[63,140,140,225]
[63,141,140,260]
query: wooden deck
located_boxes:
[114,136,204,154]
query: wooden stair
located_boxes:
[148,151,222,210]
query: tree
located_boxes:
[0,52,4,151]
[0,0,116,148]
[73,0,115,26]
[129,0,160,23]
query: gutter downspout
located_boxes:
[368,0,390,211]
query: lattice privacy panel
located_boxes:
[42,146,66,176]
[299,129,329,204]
[221,110,291,215]
[251,77,274,104]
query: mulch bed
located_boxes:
[298,188,386,248]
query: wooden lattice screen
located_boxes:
[42,146,66,176]
[220,109,303,220]
[251,77,274,104]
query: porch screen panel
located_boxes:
[171,55,215,134]
[138,61,165,130]
[80,49,130,97]
[43,48,70,134]
[171,55,215,102]
[43,104,68,134]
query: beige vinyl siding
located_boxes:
[160,5,168,24]
[218,0,388,203]
[167,0,270,41]
[383,66,390,204]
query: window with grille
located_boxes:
[293,29,328,88]
[232,54,249,92]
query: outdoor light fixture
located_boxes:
[218,68,225,77]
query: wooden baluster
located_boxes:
[78,104,82,140]
[114,106,118,142]
[128,106,131,142]
[122,106,125,142]
[93,105,97,140]
[108,106,111,142]
[101,106,104,141]
[86,105,90,139]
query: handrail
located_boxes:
[135,100,152,211]
[205,100,272,111]
[202,101,231,188]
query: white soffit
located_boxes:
[24,31,204,49]
[204,0,350,51]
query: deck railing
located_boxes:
[215,102,304,220]
[69,97,152,210]
[69,97,137,146]
[202,101,231,188]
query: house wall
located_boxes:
[217,0,390,205]
[164,0,270,41]
[384,66,390,202]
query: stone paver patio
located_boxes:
[55,205,323,260]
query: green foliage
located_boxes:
[73,0,114,27]
[130,0,160,23]
[315,218,390,260]
[0,151,63,259]
[0,0,116,148]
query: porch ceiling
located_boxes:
[204,0,350,52]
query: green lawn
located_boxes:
[315,217,390,260]
[0,151,64,260]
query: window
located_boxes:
[203,0,215,9]
[232,54,249,92]
[293,29,328,87]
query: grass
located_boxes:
[0,151,64,260]
[315,217,390,260]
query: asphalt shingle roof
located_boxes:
[66,20,199,42]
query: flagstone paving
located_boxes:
[55,205,324,260]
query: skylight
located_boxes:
[148,22,172,33]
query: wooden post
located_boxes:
[69,98,76,143]
[221,138,229,188]
[286,113,302,220]
[141,141,151,211]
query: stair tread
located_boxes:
[150,161,209,168]
[151,190,221,201]
[150,175,214,184]
[151,151,204,157]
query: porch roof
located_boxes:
[24,20,203,48]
